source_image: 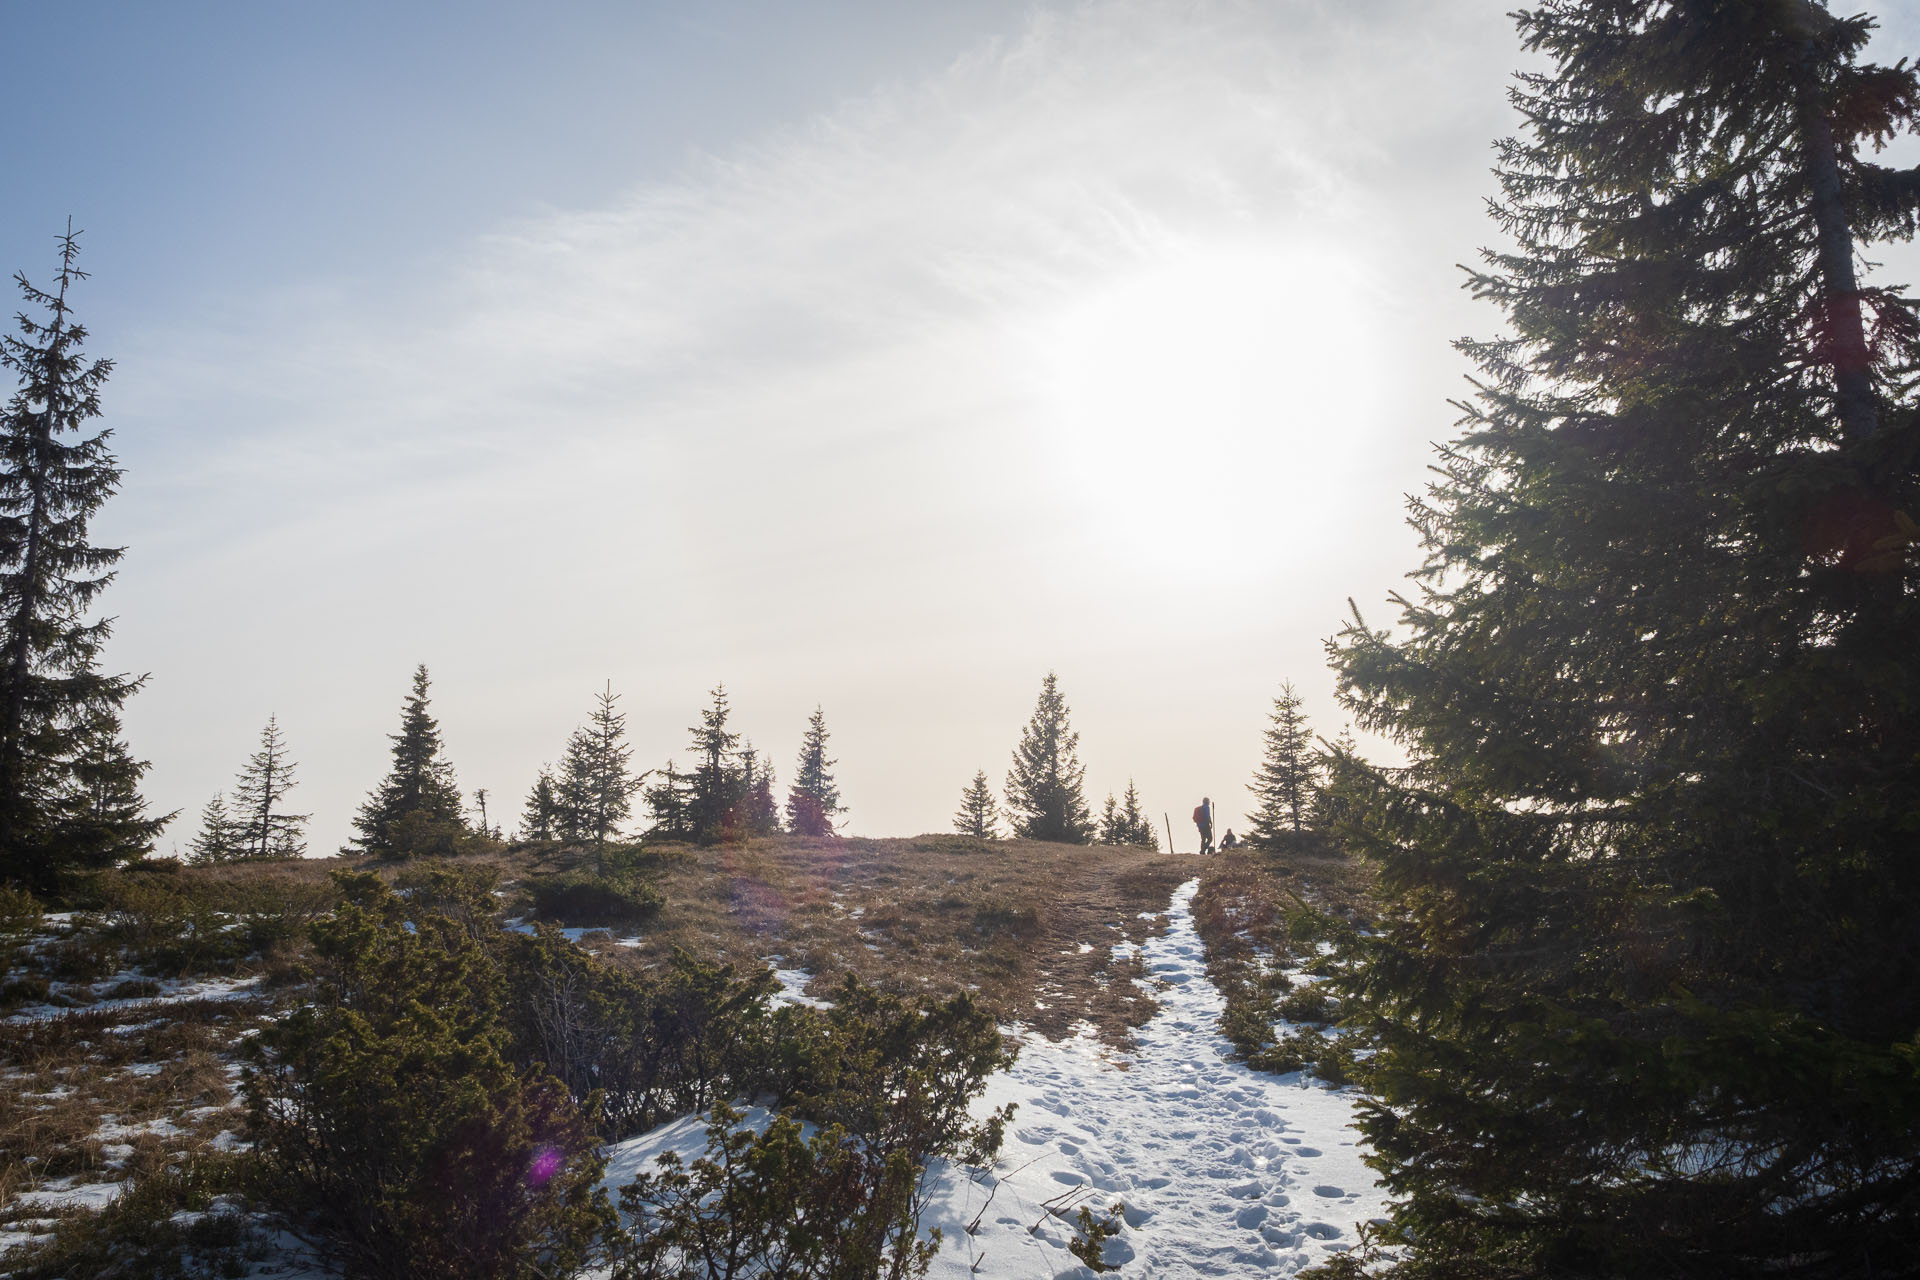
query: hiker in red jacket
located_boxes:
[1193,797,1215,855]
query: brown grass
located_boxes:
[0,831,1379,1253]
[543,834,1198,1044]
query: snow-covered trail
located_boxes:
[916,877,1387,1277]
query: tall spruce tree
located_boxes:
[232,715,307,860]
[1004,673,1092,844]
[0,229,163,888]
[785,705,844,837]
[557,682,643,849]
[684,685,743,844]
[1327,4,1920,1275]
[953,769,1000,839]
[351,665,469,857]
[1245,682,1316,847]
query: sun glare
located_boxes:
[1041,244,1385,580]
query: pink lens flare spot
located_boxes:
[528,1147,564,1186]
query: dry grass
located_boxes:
[0,831,1378,1264]
[531,834,1197,1044]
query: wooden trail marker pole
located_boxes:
[1165,812,1176,855]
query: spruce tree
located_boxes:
[520,767,559,842]
[1245,682,1315,848]
[1309,725,1356,833]
[684,685,742,844]
[1004,673,1092,844]
[0,229,162,888]
[351,665,468,857]
[187,791,239,865]
[785,705,844,837]
[1097,779,1158,850]
[1327,5,1920,1274]
[953,770,999,839]
[740,747,781,837]
[232,715,307,860]
[642,761,691,842]
[556,682,642,850]
[51,702,168,866]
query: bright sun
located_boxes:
[1041,242,1386,581]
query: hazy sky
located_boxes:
[5,1,1917,854]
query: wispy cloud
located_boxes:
[111,0,1525,851]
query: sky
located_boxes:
[4,0,1917,855]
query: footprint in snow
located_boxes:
[1313,1184,1346,1198]
[1305,1222,1344,1239]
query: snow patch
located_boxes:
[603,879,1386,1277]
[768,964,832,1010]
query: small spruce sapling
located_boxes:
[953,770,999,839]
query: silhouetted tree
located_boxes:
[0,229,162,888]
[684,686,740,844]
[51,702,168,866]
[351,665,469,857]
[1097,779,1158,850]
[520,767,559,842]
[556,682,644,849]
[1326,4,1920,1274]
[187,791,239,865]
[643,761,691,842]
[739,747,781,838]
[953,770,999,839]
[471,788,500,841]
[785,705,843,837]
[1005,673,1092,844]
[1246,682,1315,847]
[232,715,307,859]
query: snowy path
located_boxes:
[916,877,1387,1277]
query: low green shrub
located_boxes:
[247,870,612,1280]
[1069,1202,1126,1273]
[93,874,238,976]
[609,976,1013,1278]
[613,1101,935,1280]
[0,973,50,1008]
[1278,985,1336,1025]
[501,932,778,1139]
[526,871,663,927]
[43,933,116,981]
[0,882,43,936]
